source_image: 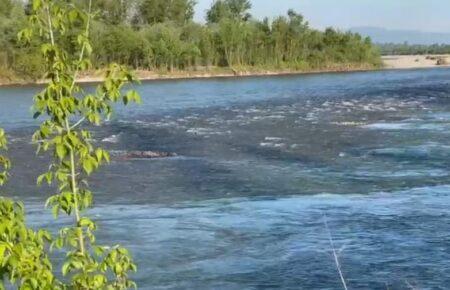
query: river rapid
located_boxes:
[2,68,450,289]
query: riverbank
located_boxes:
[4,56,450,87]
[0,63,379,87]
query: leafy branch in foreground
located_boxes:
[0,128,56,289]
[19,0,141,288]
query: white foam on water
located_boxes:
[354,168,448,178]
[331,121,367,126]
[265,137,284,141]
[369,144,450,159]
[102,134,121,143]
[187,128,231,136]
[363,122,411,130]
[362,120,449,131]
[341,101,354,106]
[259,142,286,148]
[265,115,286,119]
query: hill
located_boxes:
[351,27,450,45]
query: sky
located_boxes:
[194,0,450,33]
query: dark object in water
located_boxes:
[122,151,177,159]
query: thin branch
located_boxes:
[45,5,55,48]
[45,0,92,256]
[70,0,93,92]
[45,3,60,84]
[65,118,85,255]
[70,117,86,130]
[323,214,349,290]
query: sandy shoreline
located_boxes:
[382,55,450,69]
[1,57,449,87]
[78,66,377,84]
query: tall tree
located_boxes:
[73,0,135,24]
[0,0,29,73]
[206,0,251,23]
[19,0,139,287]
[0,0,14,16]
[136,0,196,25]
[94,0,132,24]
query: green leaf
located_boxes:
[56,144,67,160]
[62,261,71,276]
[85,42,93,55]
[52,205,60,218]
[32,0,42,10]
[33,111,41,119]
[68,9,79,23]
[95,148,103,162]
[126,90,142,104]
[83,159,93,175]
[37,173,45,186]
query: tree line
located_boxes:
[0,0,381,80]
[378,42,450,55]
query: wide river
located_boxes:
[1,68,450,289]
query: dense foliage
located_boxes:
[378,42,450,55]
[0,129,56,289]
[0,0,380,81]
[1,0,140,288]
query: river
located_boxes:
[1,68,450,289]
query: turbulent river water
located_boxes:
[2,68,450,289]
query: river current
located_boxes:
[1,69,450,289]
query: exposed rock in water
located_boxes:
[116,150,177,160]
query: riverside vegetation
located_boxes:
[1,0,140,288]
[0,0,381,83]
[379,42,450,55]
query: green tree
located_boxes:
[17,0,139,288]
[0,0,14,16]
[197,26,217,67]
[74,0,135,25]
[206,0,251,23]
[91,23,150,68]
[0,2,381,81]
[0,0,30,75]
[216,18,247,67]
[136,0,196,25]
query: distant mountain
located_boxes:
[350,27,450,45]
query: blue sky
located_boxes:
[194,0,450,33]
